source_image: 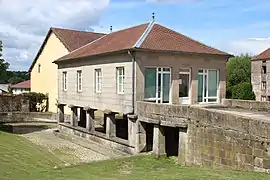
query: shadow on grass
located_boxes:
[0,123,52,134]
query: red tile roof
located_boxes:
[140,24,228,55]
[56,22,231,62]
[51,28,105,51]
[58,23,149,61]
[252,48,270,61]
[28,28,105,72]
[11,80,30,89]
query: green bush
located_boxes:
[23,92,48,112]
[231,82,255,100]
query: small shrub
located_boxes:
[23,92,48,112]
[231,82,255,100]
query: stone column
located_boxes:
[190,67,198,104]
[153,124,166,156]
[127,114,138,147]
[57,104,65,123]
[171,67,180,104]
[178,127,188,164]
[84,107,96,132]
[69,104,78,127]
[135,121,147,153]
[105,111,117,138]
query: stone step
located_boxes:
[54,131,129,158]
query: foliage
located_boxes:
[232,82,255,100]
[0,40,29,84]
[226,55,255,99]
[0,40,10,84]
[7,71,30,84]
[23,92,48,112]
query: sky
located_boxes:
[0,0,270,71]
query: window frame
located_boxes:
[262,81,267,90]
[95,69,102,93]
[63,71,67,91]
[77,70,82,92]
[116,67,125,94]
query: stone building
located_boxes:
[54,21,232,155]
[252,48,270,101]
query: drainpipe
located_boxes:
[128,50,135,114]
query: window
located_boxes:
[198,69,219,103]
[38,64,41,73]
[262,96,266,102]
[77,70,82,92]
[95,69,102,93]
[63,71,67,91]
[144,67,171,104]
[262,81,266,90]
[117,67,124,94]
[262,66,267,74]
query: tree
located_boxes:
[0,40,10,84]
[226,55,255,99]
[232,82,255,100]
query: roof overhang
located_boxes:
[54,47,233,64]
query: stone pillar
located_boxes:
[105,111,117,138]
[190,67,198,104]
[84,107,96,132]
[69,104,78,127]
[171,67,180,104]
[57,104,65,123]
[153,124,166,156]
[127,114,138,147]
[135,121,147,153]
[178,127,188,164]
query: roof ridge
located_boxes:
[133,21,154,48]
[51,27,105,35]
[252,47,270,60]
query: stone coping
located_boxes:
[58,123,134,148]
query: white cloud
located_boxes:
[146,0,198,3]
[223,38,270,56]
[0,0,109,70]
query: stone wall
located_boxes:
[137,101,270,172]
[0,95,29,112]
[0,112,70,123]
[222,99,270,111]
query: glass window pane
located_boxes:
[208,70,218,97]
[198,73,203,102]
[144,68,156,99]
[162,73,170,103]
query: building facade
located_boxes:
[29,27,105,112]
[252,48,270,101]
[54,21,231,156]
[10,80,30,94]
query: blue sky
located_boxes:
[0,0,270,70]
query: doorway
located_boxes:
[164,126,179,157]
[179,68,190,104]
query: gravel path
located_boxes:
[21,129,109,165]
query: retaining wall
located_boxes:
[137,101,270,173]
[222,99,270,111]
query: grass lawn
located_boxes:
[0,131,270,180]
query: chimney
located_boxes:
[110,26,113,33]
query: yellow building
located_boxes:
[29,27,105,112]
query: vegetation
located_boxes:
[23,92,48,112]
[0,131,269,180]
[0,40,29,85]
[226,55,255,100]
